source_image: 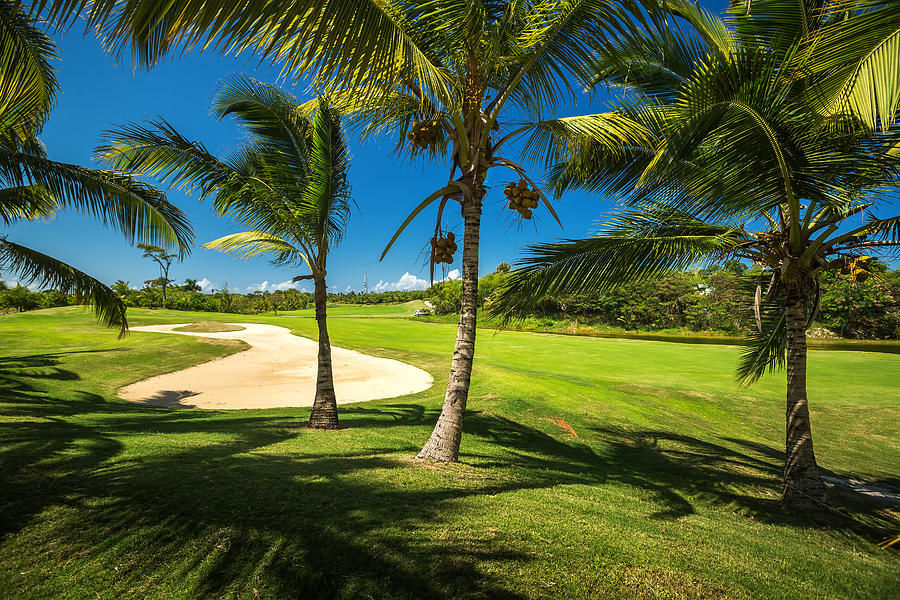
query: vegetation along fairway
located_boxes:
[1,306,897,599]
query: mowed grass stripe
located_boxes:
[1,306,897,599]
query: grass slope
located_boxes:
[1,306,897,599]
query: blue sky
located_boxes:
[5,1,764,294]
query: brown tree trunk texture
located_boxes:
[417,194,482,461]
[308,277,339,429]
[782,286,828,508]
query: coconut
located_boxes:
[521,209,533,220]
[518,180,528,190]
[841,265,851,275]
[855,271,869,282]
[447,232,455,242]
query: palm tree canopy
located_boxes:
[0,0,193,335]
[98,76,351,278]
[491,0,900,383]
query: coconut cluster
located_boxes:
[504,180,540,219]
[432,232,457,264]
[835,255,874,282]
[407,120,441,149]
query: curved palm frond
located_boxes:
[37,0,455,105]
[97,118,244,199]
[736,290,786,384]
[489,206,743,316]
[799,0,900,131]
[302,98,352,250]
[490,0,646,122]
[212,75,311,165]
[0,236,128,336]
[0,183,55,223]
[5,150,194,255]
[0,1,58,138]
[518,110,658,168]
[203,230,305,267]
[663,0,734,57]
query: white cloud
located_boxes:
[246,279,310,293]
[443,269,461,282]
[197,277,214,291]
[373,272,429,292]
[3,278,40,291]
[269,279,300,291]
[371,269,460,292]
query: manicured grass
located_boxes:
[1,306,898,599]
[277,299,428,318]
[173,321,246,333]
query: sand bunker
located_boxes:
[119,323,434,409]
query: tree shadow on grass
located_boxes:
[2,352,896,598]
[582,426,899,536]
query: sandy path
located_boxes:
[118,323,433,409]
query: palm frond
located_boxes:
[0,1,58,138]
[519,111,658,168]
[97,118,244,199]
[736,287,786,385]
[203,230,304,267]
[211,75,311,165]
[0,183,55,224]
[664,0,734,57]
[37,0,455,105]
[5,150,194,255]
[302,97,352,251]
[0,237,128,336]
[798,0,900,131]
[489,206,742,316]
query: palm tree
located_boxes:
[491,1,900,509]
[0,1,192,335]
[98,76,352,429]
[39,0,659,461]
[182,278,201,292]
[111,280,131,295]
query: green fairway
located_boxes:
[1,306,897,599]
[277,299,428,318]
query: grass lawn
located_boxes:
[276,299,428,318]
[1,306,897,599]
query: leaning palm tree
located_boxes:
[38,0,660,461]
[98,77,352,429]
[491,1,900,509]
[0,0,191,335]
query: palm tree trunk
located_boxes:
[308,276,339,429]
[782,286,827,508]
[417,194,482,461]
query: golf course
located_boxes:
[1,305,897,599]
